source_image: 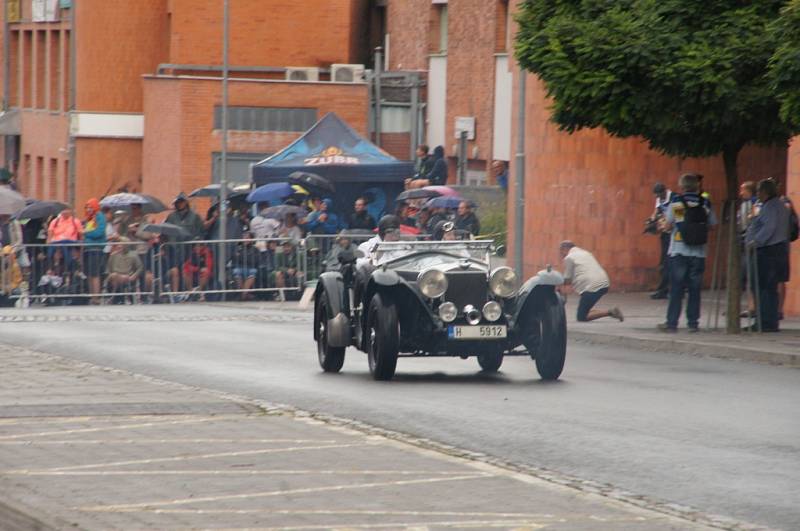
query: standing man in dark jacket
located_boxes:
[347,197,376,231]
[746,179,790,332]
[165,192,204,290]
[454,201,480,237]
[649,182,674,299]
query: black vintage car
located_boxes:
[313,240,567,381]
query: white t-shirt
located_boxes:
[563,247,610,294]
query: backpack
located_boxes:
[678,195,709,246]
[787,199,799,242]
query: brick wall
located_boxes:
[75,0,169,112]
[18,112,69,201]
[385,0,430,71]
[508,75,788,292]
[74,138,143,209]
[142,76,369,204]
[169,0,366,68]
[786,139,800,317]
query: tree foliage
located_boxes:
[770,0,800,125]
[515,0,797,161]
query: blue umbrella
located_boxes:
[423,196,476,210]
[246,182,294,204]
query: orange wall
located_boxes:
[508,75,788,291]
[18,112,70,201]
[786,139,800,317]
[142,76,369,205]
[168,0,367,68]
[74,138,143,209]
[75,0,169,112]
[385,0,430,71]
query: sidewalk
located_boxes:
[567,291,800,367]
[0,345,729,530]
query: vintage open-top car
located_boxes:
[313,240,567,381]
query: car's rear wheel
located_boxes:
[477,352,503,372]
[367,293,399,381]
[316,292,345,373]
[533,295,567,380]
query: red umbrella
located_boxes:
[422,185,460,197]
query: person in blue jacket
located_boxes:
[82,197,107,304]
[303,198,340,235]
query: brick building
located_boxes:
[0,0,377,209]
[384,0,513,185]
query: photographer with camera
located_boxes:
[645,182,674,300]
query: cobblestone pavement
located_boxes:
[0,346,717,531]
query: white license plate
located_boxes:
[448,325,507,340]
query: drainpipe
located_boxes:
[3,0,9,111]
[67,0,77,207]
[218,0,230,297]
[374,46,382,147]
[513,69,526,276]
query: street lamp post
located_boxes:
[219,0,230,297]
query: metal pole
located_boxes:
[707,202,725,330]
[218,0,229,297]
[374,47,382,147]
[3,0,9,111]
[457,131,468,185]
[68,0,77,207]
[513,69,526,276]
[409,75,419,161]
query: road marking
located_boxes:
[0,438,342,445]
[78,474,491,511]
[0,415,234,440]
[84,508,557,518]
[19,442,372,473]
[4,469,467,477]
[137,519,548,529]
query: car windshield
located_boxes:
[372,241,491,268]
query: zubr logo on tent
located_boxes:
[304,146,359,166]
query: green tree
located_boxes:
[515,0,798,333]
[770,0,800,124]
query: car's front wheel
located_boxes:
[477,352,503,373]
[367,293,399,381]
[533,294,567,380]
[316,292,345,373]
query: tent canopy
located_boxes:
[251,112,414,185]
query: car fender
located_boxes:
[363,275,437,342]
[509,269,564,327]
[314,272,350,348]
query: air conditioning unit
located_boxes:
[285,67,320,82]
[331,64,366,83]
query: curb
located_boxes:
[570,330,800,367]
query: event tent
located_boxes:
[251,113,414,221]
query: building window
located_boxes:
[211,152,272,185]
[496,0,509,53]
[213,107,317,132]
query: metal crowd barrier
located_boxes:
[1,233,434,307]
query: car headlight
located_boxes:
[438,301,458,323]
[417,269,448,299]
[482,301,502,322]
[490,267,518,298]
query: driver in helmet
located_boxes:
[357,215,402,267]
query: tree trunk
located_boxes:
[722,146,741,334]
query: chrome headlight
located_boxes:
[417,269,448,299]
[464,304,482,325]
[490,267,518,298]
[482,301,502,322]
[438,301,458,323]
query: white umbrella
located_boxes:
[0,186,26,215]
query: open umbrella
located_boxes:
[189,183,234,199]
[140,223,190,239]
[424,196,476,210]
[288,172,335,195]
[0,186,26,216]
[260,205,309,220]
[246,182,295,204]
[101,193,166,214]
[422,185,459,197]
[396,188,443,202]
[15,200,69,220]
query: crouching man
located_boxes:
[106,238,144,296]
[559,240,623,322]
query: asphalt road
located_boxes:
[1,305,798,529]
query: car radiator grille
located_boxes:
[444,271,488,311]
